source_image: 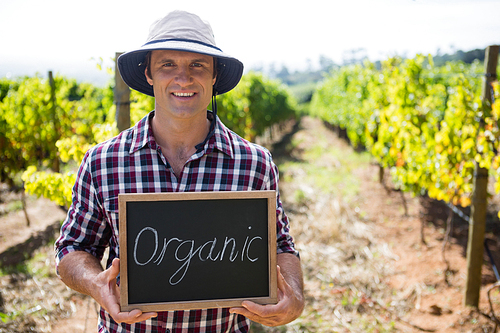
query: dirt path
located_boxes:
[2,116,500,332]
[264,116,500,332]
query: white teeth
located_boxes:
[173,92,194,97]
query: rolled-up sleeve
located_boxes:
[268,158,299,258]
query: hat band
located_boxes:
[143,38,223,52]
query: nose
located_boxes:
[174,65,193,86]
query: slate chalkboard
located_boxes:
[118,191,277,312]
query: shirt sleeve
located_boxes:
[268,156,299,258]
[54,148,111,272]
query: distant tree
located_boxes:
[276,65,290,83]
[319,55,335,72]
[462,49,485,63]
[432,48,485,66]
[268,63,278,78]
[306,58,313,72]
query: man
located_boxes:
[55,10,304,333]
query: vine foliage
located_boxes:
[0,72,296,208]
[311,55,500,211]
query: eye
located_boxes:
[162,62,175,67]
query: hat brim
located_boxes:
[117,40,244,96]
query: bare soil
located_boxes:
[1,116,500,332]
[355,164,500,332]
[0,190,66,262]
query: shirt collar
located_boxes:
[129,110,234,159]
[129,111,154,154]
[207,112,234,158]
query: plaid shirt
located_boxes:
[55,111,298,333]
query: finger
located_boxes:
[137,312,158,322]
[108,258,120,279]
[276,265,289,291]
[113,309,157,324]
[247,300,287,318]
[230,306,280,327]
[230,306,268,323]
[240,301,267,315]
[126,309,157,322]
[104,259,121,294]
[229,306,250,317]
[276,265,291,301]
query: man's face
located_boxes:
[146,50,216,120]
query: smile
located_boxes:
[172,92,195,97]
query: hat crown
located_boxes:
[146,11,216,47]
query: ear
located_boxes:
[145,68,153,86]
[212,58,217,87]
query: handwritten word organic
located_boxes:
[133,226,263,285]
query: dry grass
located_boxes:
[256,191,409,333]
[0,245,86,333]
[251,117,416,332]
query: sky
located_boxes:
[1,0,499,85]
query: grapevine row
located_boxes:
[0,71,296,207]
[310,55,500,209]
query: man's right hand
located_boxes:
[58,252,157,325]
[92,258,158,324]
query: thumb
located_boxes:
[276,265,289,299]
[276,265,286,289]
[107,258,120,280]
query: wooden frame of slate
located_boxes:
[118,191,277,312]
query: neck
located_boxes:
[151,111,210,154]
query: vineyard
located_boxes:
[1,46,500,332]
[311,53,498,208]
[311,45,500,307]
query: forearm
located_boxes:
[58,250,104,298]
[59,253,157,324]
[277,252,305,310]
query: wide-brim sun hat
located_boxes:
[117,10,244,97]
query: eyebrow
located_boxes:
[192,58,212,64]
[155,58,212,65]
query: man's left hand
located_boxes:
[229,261,304,327]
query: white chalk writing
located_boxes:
[133,226,263,285]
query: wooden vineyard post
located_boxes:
[464,45,499,307]
[115,52,131,132]
[48,71,60,173]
